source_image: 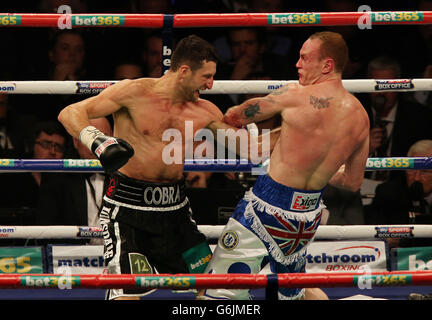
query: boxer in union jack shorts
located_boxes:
[202,31,370,300]
[202,174,325,299]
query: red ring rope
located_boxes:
[1,271,432,289]
[0,12,431,28]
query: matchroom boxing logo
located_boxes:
[161,121,270,174]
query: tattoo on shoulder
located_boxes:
[310,96,333,109]
[243,103,262,119]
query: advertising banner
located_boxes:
[0,247,43,274]
[392,246,432,271]
[306,240,389,273]
[48,245,104,274]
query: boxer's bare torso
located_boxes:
[113,78,222,182]
[221,36,370,192]
[267,81,369,190]
[59,61,223,182]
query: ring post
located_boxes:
[162,14,174,75]
[265,274,279,300]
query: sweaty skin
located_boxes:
[58,61,224,183]
[221,37,370,192]
[201,35,370,301]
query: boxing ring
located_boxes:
[1,10,432,303]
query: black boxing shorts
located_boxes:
[99,172,212,300]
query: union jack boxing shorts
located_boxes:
[202,174,326,300]
[100,172,212,300]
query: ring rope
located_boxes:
[1,271,432,289]
[0,158,261,172]
[1,12,430,297]
[0,157,431,172]
[0,12,431,28]
[0,79,430,94]
[1,12,430,298]
[1,225,431,240]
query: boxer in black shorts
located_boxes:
[58,35,224,299]
[101,172,211,299]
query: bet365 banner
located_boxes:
[0,247,43,273]
[393,247,432,271]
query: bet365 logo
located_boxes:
[409,255,432,270]
[366,158,412,169]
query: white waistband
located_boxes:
[103,195,189,212]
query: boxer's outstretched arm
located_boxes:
[206,121,281,161]
[223,85,296,127]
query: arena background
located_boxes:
[0,0,431,305]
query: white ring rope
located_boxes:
[1,157,431,172]
[0,80,429,242]
[0,224,431,240]
[0,79,430,95]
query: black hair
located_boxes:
[170,34,218,72]
[49,29,85,51]
[31,121,68,142]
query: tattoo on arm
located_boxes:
[310,96,333,109]
[243,103,262,119]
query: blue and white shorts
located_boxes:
[203,174,326,300]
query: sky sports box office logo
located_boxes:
[375,79,414,91]
[75,82,115,94]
